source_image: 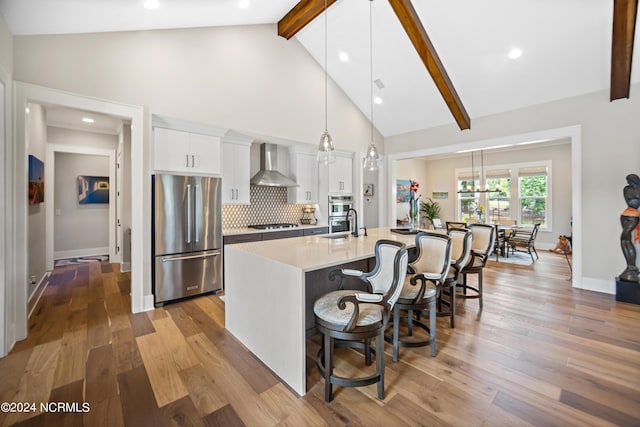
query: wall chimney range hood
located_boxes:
[250,143,298,187]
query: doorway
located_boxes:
[7,83,145,355]
[384,125,582,290]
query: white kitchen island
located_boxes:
[224,227,417,396]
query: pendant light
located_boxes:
[363,0,382,171]
[457,149,499,193]
[317,0,336,165]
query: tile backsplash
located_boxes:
[222,186,310,228]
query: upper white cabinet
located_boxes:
[328,153,353,194]
[222,138,251,205]
[154,127,221,175]
[288,147,319,204]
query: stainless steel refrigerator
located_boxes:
[152,174,222,305]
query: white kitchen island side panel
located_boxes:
[224,245,306,396]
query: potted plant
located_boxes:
[420,197,441,229]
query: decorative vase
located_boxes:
[409,197,419,230]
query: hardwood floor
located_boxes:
[1,252,639,426]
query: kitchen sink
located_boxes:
[320,233,350,240]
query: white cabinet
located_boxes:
[154,127,221,175]
[328,154,353,194]
[288,149,319,204]
[222,140,251,204]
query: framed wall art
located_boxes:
[77,175,109,204]
[28,154,44,205]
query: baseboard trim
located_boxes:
[143,294,155,312]
[121,262,131,272]
[535,242,555,251]
[54,247,109,260]
[28,272,51,318]
[575,276,615,295]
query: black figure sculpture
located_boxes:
[619,174,640,282]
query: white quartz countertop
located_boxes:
[223,224,328,236]
[225,227,418,271]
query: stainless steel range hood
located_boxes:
[250,143,299,187]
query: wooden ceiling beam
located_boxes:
[277,0,337,40]
[388,0,470,130]
[611,0,638,100]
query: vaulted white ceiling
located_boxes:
[1,0,637,137]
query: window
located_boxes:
[456,161,551,230]
[486,169,511,223]
[518,166,548,227]
[457,171,479,222]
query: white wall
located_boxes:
[26,103,47,287]
[362,168,378,228]
[0,14,12,73]
[13,24,379,153]
[53,152,110,258]
[386,85,640,289]
[47,126,119,150]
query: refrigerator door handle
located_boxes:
[194,184,200,243]
[186,183,192,243]
[161,250,221,263]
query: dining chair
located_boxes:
[432,218,445,230]
[314,240,408,402]
[386,232,451,362]
[457,223,496,309]
[494,219,518,260]
[446,221,467,232]
[506,223,541,262]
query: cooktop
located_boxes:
[248,223,299,230]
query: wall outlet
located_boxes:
[30,275,37,285]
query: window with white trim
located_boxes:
[457,170,479,222]
[486,168,511,223]
[518,166,548,227]
[455,161,551,230]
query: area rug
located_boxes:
[54,255,109,267]
[494,251,535,265]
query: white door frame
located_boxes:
[384,125,582,290]
[45,145,117,270]
[11,82,147,352]
[0,66,10,357]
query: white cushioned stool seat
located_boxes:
[398,280,437,301]
[314,290,383,327]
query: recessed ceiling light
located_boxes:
[373,97,382,105]
[144,0,159,10]
[82,117,94,123]
[238,0,250,9]
[338,52,349,62]
[25,107,30,114]
[508,48,522,59]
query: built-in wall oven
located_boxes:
[328,195,353,233]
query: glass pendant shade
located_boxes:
[363,0,381,172]
[317,130,336,165]
[317,0,335,164]
[363,142,381,171]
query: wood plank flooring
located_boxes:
[1,252,639,426]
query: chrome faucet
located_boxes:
[347,208,359,237]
